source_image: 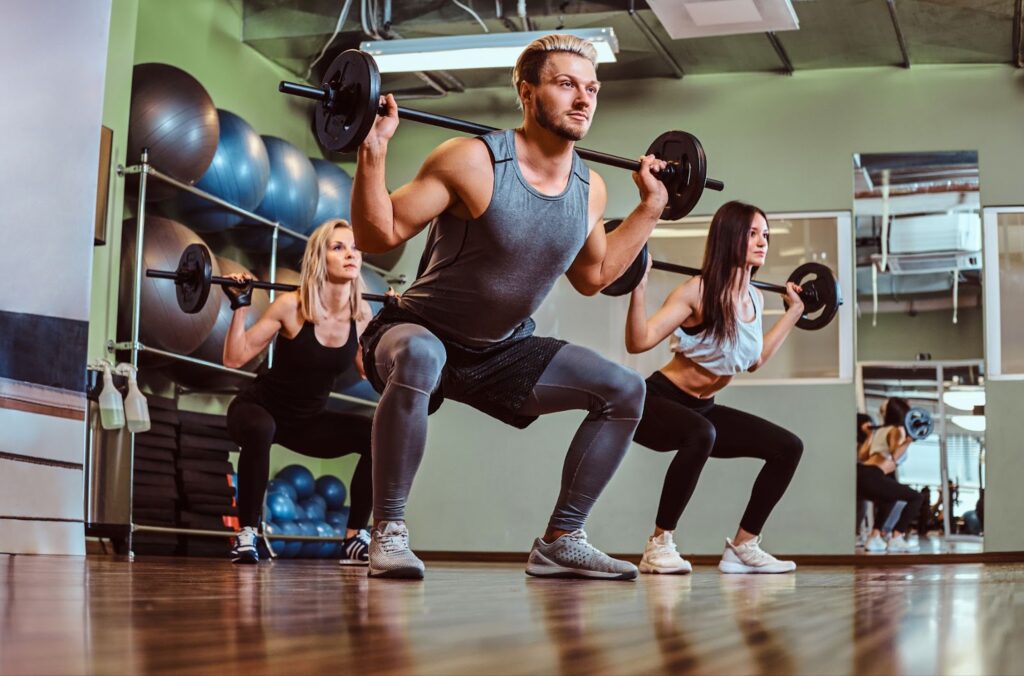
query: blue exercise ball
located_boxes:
[310,159,352,225]
[263,521,287,557]
[266,478,298,502]
[275,464,316,500]
[235,136,318,252]
[314,521,336,558]
[325,507,351,530]
[278,520,303,558]
[315,475,347,511]
[264,491,298,523]
[295,519,320,558]
[301,495,328,521]
[176,110,270,232]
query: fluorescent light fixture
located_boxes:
[360,28,619,74]
[942,390,986,412]
[647,0,799,39]
[951,415,985,432]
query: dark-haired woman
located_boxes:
[625,201,805,574]
[856,396,924,553]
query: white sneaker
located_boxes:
[639,532,692,575]
[718,536,796,574]
[865,535,888,552]
[888,534,918,552]
[368,521,425,579]
[907,533,921,550]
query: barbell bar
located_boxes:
[599,219,843,331]
[278,49,724,221]
[145,243,389,315]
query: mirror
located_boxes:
[852,151,984,555]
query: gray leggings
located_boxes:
[371,323,645,530]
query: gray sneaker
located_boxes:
[525,529,638,580]
[368,521,425,579]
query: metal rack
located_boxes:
[104,151,388,557]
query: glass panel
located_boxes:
[997,212,1024,374]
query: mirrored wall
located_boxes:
[853,151,984,554]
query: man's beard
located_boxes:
[534,97,587,141]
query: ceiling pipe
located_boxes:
[627,0,684,79]
[885,0,911,69]
[765,31,794,75]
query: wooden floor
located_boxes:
[2,556,1023,675]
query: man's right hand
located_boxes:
[632,154,669,214]
[362,93,399,151]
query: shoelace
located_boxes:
[355,529,370,545]
[237,528,257,548]
[738,538,774,565]
[378,530,408,555]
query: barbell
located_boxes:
[871,407,935,441]
[278,49,724,221]
[599,219,843,331]
[145,243,389,314]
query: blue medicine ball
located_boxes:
[301,495,328,521]
[275,464,316,500]
[325,507,351,530]
[295,519,320,558]
[315,475,347,511]
[177,109,269,232]
[264,491,298,523]
[266,478,297,502]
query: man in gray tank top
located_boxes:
[351,34,668,580]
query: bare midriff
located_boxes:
[658,353,734,399]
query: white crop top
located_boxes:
[669,286,764,376]
[868,424,897,461]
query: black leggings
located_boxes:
[226,396,373,531]
[633,372,804,535]
[856,464,923,534]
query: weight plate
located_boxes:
[646,131,707,221]
[600,219,650,297]
[176,243,213,314]
[314,50,382,154]
[905,407,934,441]
[787,262,842,331]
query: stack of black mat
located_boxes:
[177,410,239,556]
[132,395,181,555]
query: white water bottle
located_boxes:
[98,363,125,430]
[122,365,151,434]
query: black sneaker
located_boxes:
[339,528,371,566]
[231,526,259,564]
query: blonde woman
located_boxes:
[223,219,374,565]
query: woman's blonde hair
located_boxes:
[512,33,598,109]
[298,219,366,324]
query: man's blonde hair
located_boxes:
[298,219,366,324]
[512,34,598,108]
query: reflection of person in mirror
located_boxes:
[856,397,924,553]
[625,201,806,575]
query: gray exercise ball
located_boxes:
[127,63,219,201]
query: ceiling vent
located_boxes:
[646,0,800,39]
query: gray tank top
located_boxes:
[398,129,590,346]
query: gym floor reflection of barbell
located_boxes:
[145,244,390,314]
[278,49,723,222]
[599,219,843,331]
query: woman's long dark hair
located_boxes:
[883,397,912,428]
[699,201,768,345]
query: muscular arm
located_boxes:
[222,293,296,369]
[625,275,697,353]
[565,156,668,296]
